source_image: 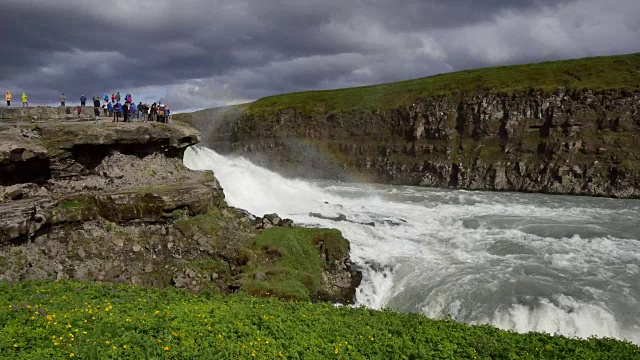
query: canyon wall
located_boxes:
[184,89,640,198]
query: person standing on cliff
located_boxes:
[60,93,65,107]
[113,101,122,122]
[130,102,137,121]
[116,92,121,103]
[80,95,86,106]
[93,96,101,123]
[122,101,130,122]
[21,93,28,107]
[5,91,11,107]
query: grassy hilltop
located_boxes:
[247,53,640,115]
[176,53,640,123]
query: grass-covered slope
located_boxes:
[2,281,639,359]
[247,53,640,115]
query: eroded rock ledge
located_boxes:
[0,116,361,304]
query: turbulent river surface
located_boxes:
[184,146,640,344]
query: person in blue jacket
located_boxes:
[130,102,137,121]
[80,94,86,106]
[113,101,122,122]
[104,93,109,102]
[107,101,113,116]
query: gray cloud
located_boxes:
[0,0,638,111]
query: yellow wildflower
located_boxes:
[69,353,74,358]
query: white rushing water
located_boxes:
[184,146,640,344]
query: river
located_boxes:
[183,146,640,344]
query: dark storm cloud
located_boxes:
[1,0,638,110]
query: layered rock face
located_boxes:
[0,113,361,303]
[189,89,640,198]
[0,106,97,121]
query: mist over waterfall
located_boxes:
[184,146,640,344]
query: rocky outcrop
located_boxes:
[0,106,96,121]
[188,89,640,198]
[0,121,200,185]
[0,113,361,304]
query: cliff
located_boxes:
[0,112,361,304]
[178,53,640,198]
[0,106,99,122]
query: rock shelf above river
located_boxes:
[0,113,361,304]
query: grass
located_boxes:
[245,53,640,115]
[241,228,347,301]
[174,208,223,239]
[1,281,638,359]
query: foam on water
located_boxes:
[184,146,640,344]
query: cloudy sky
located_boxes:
[1,0,639,111]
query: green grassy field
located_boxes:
[246,53,640,115]
[2,281,639,359]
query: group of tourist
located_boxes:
[5,91,28,107]
[3,90,172,124]
[85,92,171,124]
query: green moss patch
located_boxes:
[175,208,223,238]
[241,227,346,301]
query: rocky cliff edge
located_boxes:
[0,112,361,303]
